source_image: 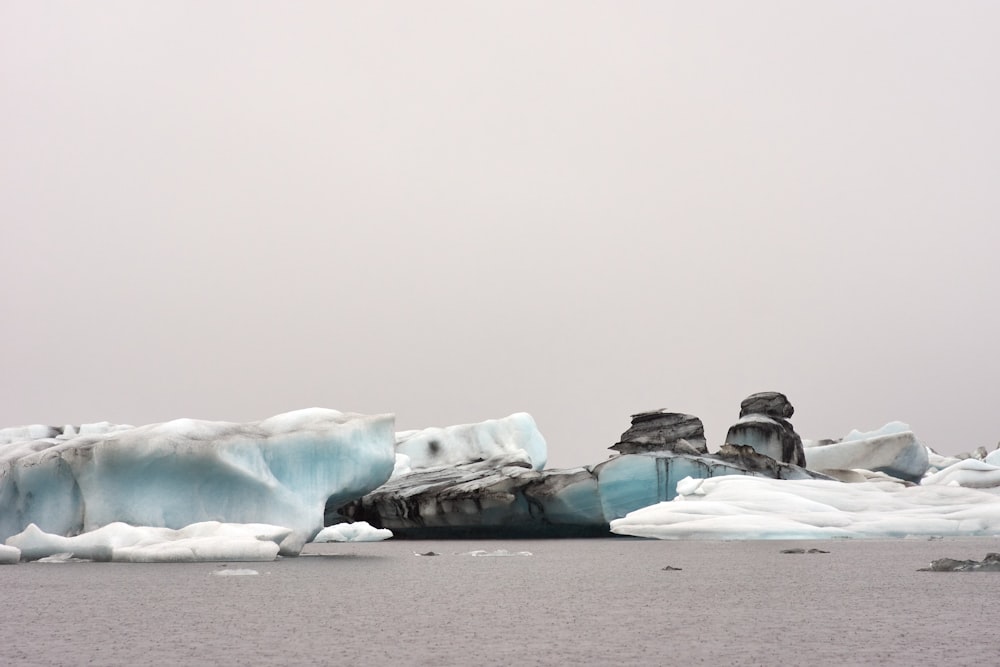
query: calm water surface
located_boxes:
[3,537,1000,666]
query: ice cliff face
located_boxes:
[0,409,396,554]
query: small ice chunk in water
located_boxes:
[460,549,532,557]
[313,521,392,542]
[213,569,260,576]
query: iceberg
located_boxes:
[803,422,929,482]
[610,474,1000,540]
[340,406,827,537]
[6,521,290,562]
[0,408,396,554]
[313,521,392,542]
[724,392,805,467]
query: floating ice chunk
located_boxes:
[0,544,20,564]
[0,408,396,553]
[7,521,290,562]
[460,549,532,557]
[610,475,1000,540]
[395,412,547,471]
[313,521,392,542]
[213,569,260,576]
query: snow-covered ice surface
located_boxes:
[922,458,1000,490]
[7,521,291,562]
[394,412,547,472]
[0,408,396,553]
[313,521,392,542]
[610,474,1000,540]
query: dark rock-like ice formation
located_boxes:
[725,391,806,467]
[920,553,1000,572]
[740,392,795,419]
[339,455,608,538]
[610,411,707,455]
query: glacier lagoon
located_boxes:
[3,537,999,666]
[4,398,1000,664]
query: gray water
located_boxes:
[3,537,1000,666]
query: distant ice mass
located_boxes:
[0,409,396,554]
[6,521,291,562]
[313,521,392,542]
[803,422,929,482]
[610,474,1000,540]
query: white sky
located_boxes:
[2,2,998,467]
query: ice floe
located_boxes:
[6,521,291,562]
[313,521,392,542]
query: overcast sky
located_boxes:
[2,2,998,467]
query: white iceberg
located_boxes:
[313,521,392,542]
[803,422,929,482]
[394,412,547,472]
[0,408,397,554]
[610,474,1000,540]
[7,521,290,562]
